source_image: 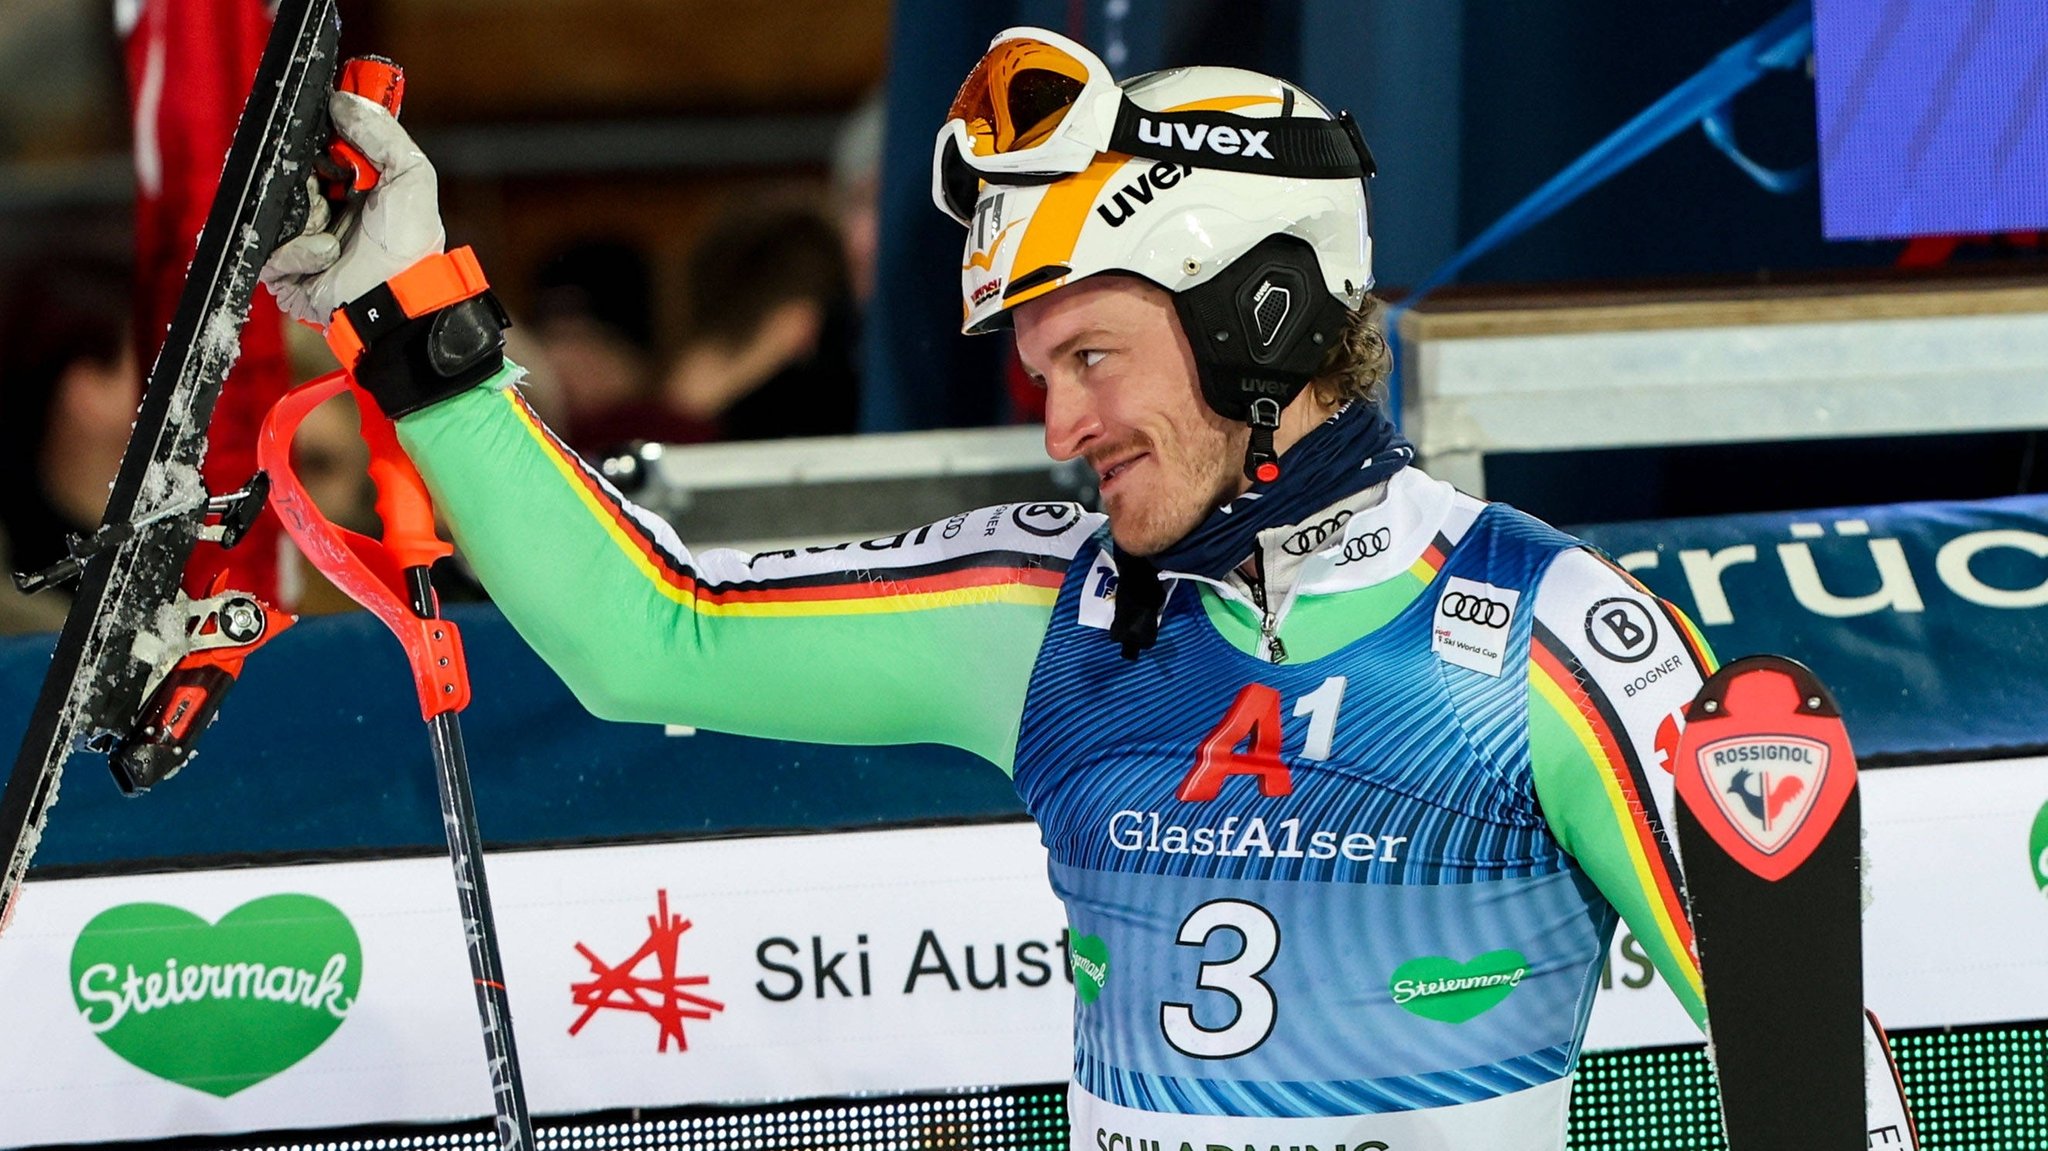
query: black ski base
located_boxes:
[1674,655,1866,1150]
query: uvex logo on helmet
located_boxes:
[1135,117,1276,159]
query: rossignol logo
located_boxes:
[70,894,361,1097]
[1698,735,1827,854]
[1389,950,1530,1023]
[1135,117,1275,159]
[1095,161,1192,227]
[570,890,725,1052]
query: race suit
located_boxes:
[397,375,1715,1151]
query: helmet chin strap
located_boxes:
[1170,233,1349,485]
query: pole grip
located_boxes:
[258,372,469,719]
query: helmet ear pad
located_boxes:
[1171,233,1350,426]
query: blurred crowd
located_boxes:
[0,96,883,635]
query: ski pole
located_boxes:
[259,373,535,1151]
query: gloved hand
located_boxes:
[260,89,445,327]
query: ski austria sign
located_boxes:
[0,824,1073,1147]
[2,765,2045,1146]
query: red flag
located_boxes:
[124,0,292,604]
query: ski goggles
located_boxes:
[931,26,1376,225]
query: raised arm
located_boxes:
[260,87,1087,770]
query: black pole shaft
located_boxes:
[409,567,536,1151]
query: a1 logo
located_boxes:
[2031,799,2048,897]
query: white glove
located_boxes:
[260,90,446,326]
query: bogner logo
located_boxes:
[1095,162,1193,227]
[1697,735,1828,855]
[1135,117,1275,158]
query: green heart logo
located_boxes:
[70,894,361,1097]
[1389,950,1528,1023]
[2031,800,2048,897]
[1069,932,1110,1004]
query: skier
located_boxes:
[261,28,1910,1150]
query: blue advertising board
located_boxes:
[1578,492,2048,763]
[5,492,2043,870]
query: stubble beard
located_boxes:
[1105,424,1244,557]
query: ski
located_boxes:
[0,0,340,930]
[1672,654,1866,1149]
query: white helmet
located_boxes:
[933,27,1376,480]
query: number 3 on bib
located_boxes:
[1161,899,1281,1058]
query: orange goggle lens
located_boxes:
[947,38,1091,157]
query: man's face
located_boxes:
[1013,276,1244,556]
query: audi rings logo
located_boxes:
[1283,511,1352,556]
[1441,592,1512,628]
[1337,527,1393,564]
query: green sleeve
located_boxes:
[1529,594,1720,1030]
[394,374,1084,773]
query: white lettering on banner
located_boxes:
[1677,544,1757,626]
[1777,535,1926,618]
[1106,810,1408,863]
[1664,521,2048,626]
[1935,529,2048,609]
[76,953,354,1033]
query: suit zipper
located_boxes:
[1247,549,1288,665]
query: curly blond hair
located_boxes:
[1309,296,1392,407]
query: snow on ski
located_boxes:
[0,0,341,931]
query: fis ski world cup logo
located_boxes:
[570,890,725,1051]
[70,894,361,1096]
[1695,734,1828,856]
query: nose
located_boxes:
[1042,373,1102,463]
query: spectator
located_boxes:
[0,251,136,633]
[660,194,860,442]
[525,238,666,454]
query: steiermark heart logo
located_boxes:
[70,894,361,1097]
[1069,932,1110,1004]
[1389,950,1529,1023]
[2031,799,2048,897]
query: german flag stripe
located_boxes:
[1407,532,1454,583]
[1531,624,1701,1002]
[1589,551,1717,674]
[502,390,1064,616]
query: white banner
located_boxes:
[1,760,2043,1147]
[1584,756,2048,1049]
[0,822,1071,1147]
